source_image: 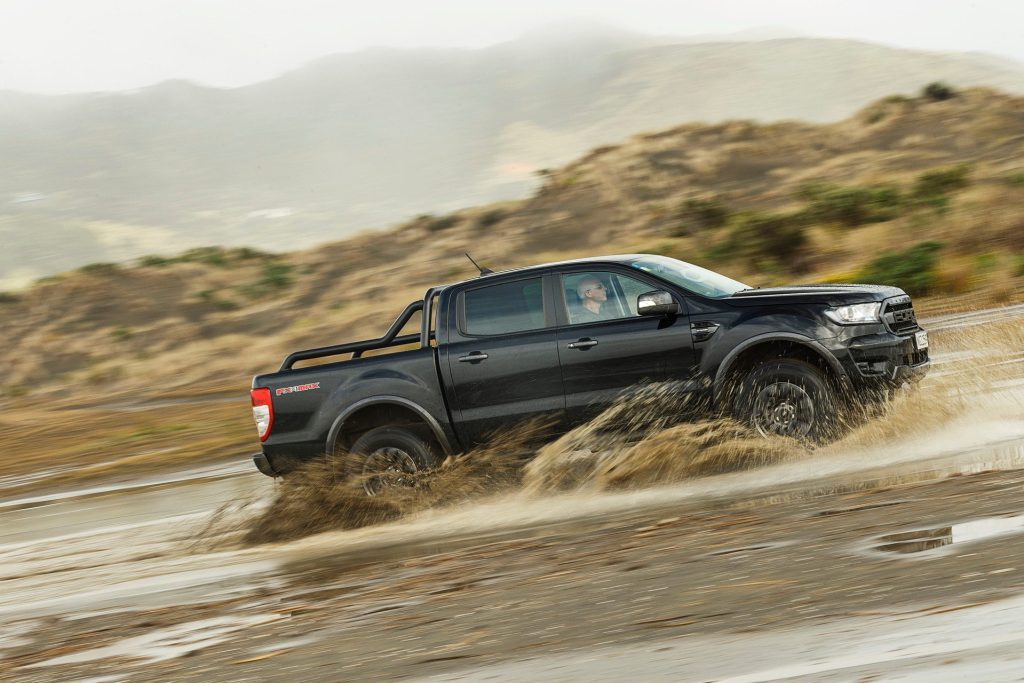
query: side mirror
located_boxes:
[637,290,681,317]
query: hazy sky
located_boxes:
[2,0,1022,94]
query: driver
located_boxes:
[574,277,612,323]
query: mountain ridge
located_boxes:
[1,87,1022,399]
[2,33,1024,288]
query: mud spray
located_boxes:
[242,317,1024,545]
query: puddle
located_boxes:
[874,515,1024,554]
[815,501,909,517]
[707,544,775,557]
[0,619,39,649]
[25,613,282,668]
[0,459,254,510]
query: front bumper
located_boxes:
[827,329,930,388]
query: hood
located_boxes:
[726,283,906,307]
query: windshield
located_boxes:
[629,255,749,298]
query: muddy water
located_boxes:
[2,306,1024,680]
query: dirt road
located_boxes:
[2,306,1023,681]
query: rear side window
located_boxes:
[462,278,545,336]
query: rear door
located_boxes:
[444,274,565,447]
[556,268,696,423]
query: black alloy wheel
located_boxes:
[349,426,439,496]
[736,359,835,442]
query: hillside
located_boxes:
[3,31,1024,287]
[2,86,1022,403]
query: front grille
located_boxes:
[882,296,919,334]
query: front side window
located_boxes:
[561,271,654,325]
[462,278,545,336]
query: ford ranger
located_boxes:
[249,254,929,485]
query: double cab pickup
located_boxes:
[250,254,929,484]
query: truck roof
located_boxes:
[444,253,650,290]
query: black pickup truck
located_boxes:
[250,254,929,481]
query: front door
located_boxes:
[445,275,565,447]
[556,269,695,424]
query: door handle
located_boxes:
[458,352,489,363]
[567,338,599,350]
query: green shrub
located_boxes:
[701,239,736,263]
[259,261,295,290]
[138,255,171,267]
[0,292,18,305]
[2,384,28,398]
[231,246,271,260]
[111,325,133,340]
[215,298,240,311]
[922,82,955,101]
[240,260,295,299]
[974,252,999,274]
[914,164,971,198]
[858,241,944,295]
[1014,254,1024,278]
[476,209,506,229]
[729,212,808,263]
[1005,172,1024,186]
[673,196,730,235]
[79,262,120,275]
[865,109,886,124]
[35,274,65,285]
[426,215,460,232]
[179,246,229,266]
[799,183,903,227]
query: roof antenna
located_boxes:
[465,252,494,276]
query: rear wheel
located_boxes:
[350,426,439,496]
[735,359,836,442]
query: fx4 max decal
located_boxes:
[275,382,321,397]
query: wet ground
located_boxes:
[2,306,1024,681]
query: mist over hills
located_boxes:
[2,86,1023,395]
[3,26,1024,287]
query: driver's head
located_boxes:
[576,277,607,303]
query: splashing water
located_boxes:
[241,316,1024,544]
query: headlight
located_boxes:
[824,302,881,325]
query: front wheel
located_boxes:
[735,359,836,442]
[350,426,439,496]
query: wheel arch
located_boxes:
[713,333,846,408]
[326,396,454,455]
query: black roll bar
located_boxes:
[279,299,425,371]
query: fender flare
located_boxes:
[712,332,846,404]
[325,395,454,455]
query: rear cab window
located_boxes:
[459,277,546,336]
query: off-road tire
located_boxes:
[734,359,836,442]
[349,426,439,495]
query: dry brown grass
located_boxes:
[0,394,253,494]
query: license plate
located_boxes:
[914,330,929,350]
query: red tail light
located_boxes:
[250,388,273,442]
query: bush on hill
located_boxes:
[858,241,944,296]
[729,211,808,267]
[922,81,956,101]
[798,183,903,227]
[672,196,730,236]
